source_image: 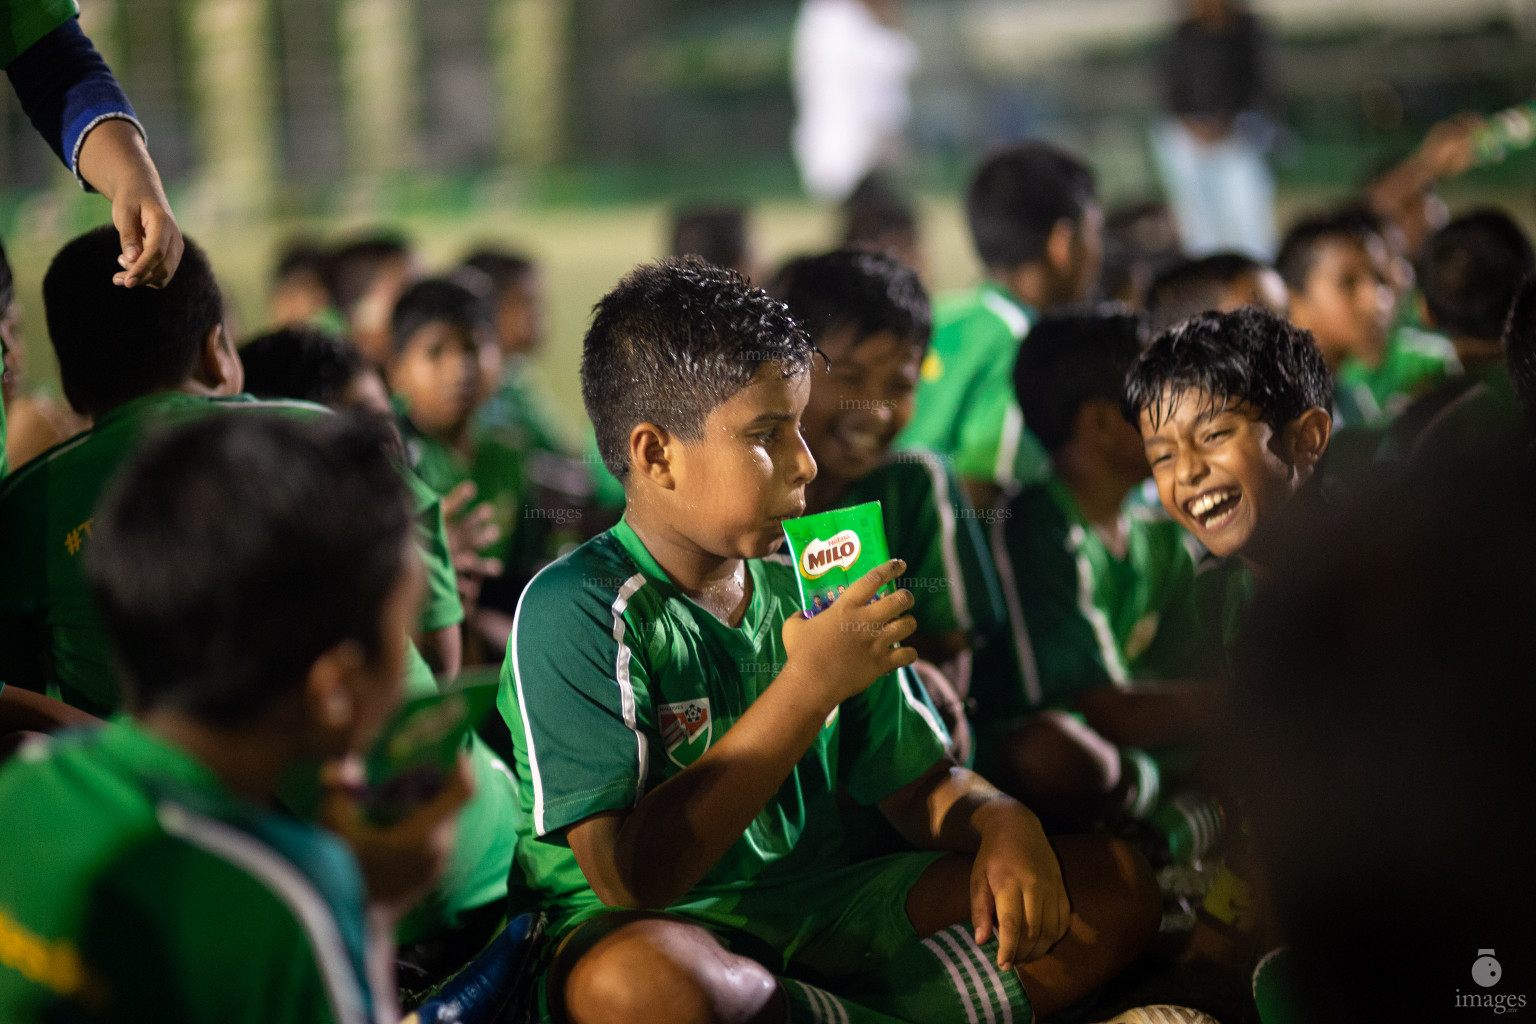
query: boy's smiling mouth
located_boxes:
[831,420,889,461]
[1185,487,1243,531]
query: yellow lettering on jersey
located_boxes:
[0,907,103,1004]
[64,519,94,557]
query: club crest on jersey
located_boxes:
[660,698,712,767]
[799,530,861,579]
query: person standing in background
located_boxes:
[792,0,919,202]
[1152,0,1278,260]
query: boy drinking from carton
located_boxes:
[898,142,1103,510]
[502,258,1159,1023]
[0,414,470,1021]
[980,310,1220,832]
[1122,306,1333,662]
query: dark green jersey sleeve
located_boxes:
[0,0,77,68]
[405,469,465,634]
[70,835,370,1024]
[837,666,950,805]
[503,559,651,837]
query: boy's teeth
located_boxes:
[1188,490,1236,518]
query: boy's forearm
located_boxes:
[600,662,838,908]
[1074,681,1221,749]
[882,762,1035,853]
[0,685,101,733]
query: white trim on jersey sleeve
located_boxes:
[914,451,973,632]
[989,503,1043,708]
[1067,525,1130,685]
[609,573,652,802]
[156,803,371,1024]
[510,559,563,836]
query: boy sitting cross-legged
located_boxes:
[0,414,469,1022]
[980,309,1220,832]
[502,257,1159,1024]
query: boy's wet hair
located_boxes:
[44,226,224,417]
[1420,210,1535,342]
[389,277,494,355]
[1146,252,1266,333]
[769,249,931,350]
[1504,275,1536,427]
[1122,306,1332,431]
[240,325,368,407]
[670,206,749,272]
[966,141,1096,270]
[1015,307,1147,453]
[326,232,410,317]
[462,248,537,300]
[582,257,813,480]
[86,414,412,725]
[1274,212,1381,292]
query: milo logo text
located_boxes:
[800,529,861,579]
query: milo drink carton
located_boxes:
[363,682,498,824]
[780,500,894,617]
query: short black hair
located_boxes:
[966,142,1097,270]
[1504,275,1536,427]
[1122,306,1333,431]
[1146,252,1266,333]
[390,277,494,355]
[461,248,537,301]
[44,226,225,417]
[840,175,917,252]
[240,326,367,406]
[85,414,413,725]
[769,249,930,350]
[326,232,411,317]
[1275,213,1379,292]
[582,257,813,480]
[1016,308,1147,453]
[670,206,749,271]
[272,239,329,286]
[1419,210,1536,342]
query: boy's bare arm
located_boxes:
[75,119,182,288]
[879,762,1072,967]
[566,559,918,910]
[1074,680,1223,749]
[0,685,101,733]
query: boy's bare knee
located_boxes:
[1058,834,1161,951]
[997,712,1120,809]
[563,918,780,1024]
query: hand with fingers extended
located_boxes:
[780,558,919,708]
[970,804,1072,971]
[442,481,505,580]
[319,753,474,923]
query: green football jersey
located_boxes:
[475,356,569,462]
[1336,324,1460,426]
[499,517,950,931]
[0,720,382,1023]
[895,282,1048,489]
[980,477,1199,729]
[0,0,78,67]
[0,391,460,712]
[840,451,1007,642]
[400,415,526,567]
[1193,556,1255,679]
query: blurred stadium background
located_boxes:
[2,0,1534,438]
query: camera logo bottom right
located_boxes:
[1457,950,1526,1015]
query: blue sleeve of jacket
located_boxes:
[6,17,143,190]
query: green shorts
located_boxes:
[534,852,1031,1024]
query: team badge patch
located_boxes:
[660,698,712,767]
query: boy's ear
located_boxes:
[198,324,244,395]
[1044,219,1077,277]
[303,641,367,756]
[629,422,677,490]
[1283,407,1333,472]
